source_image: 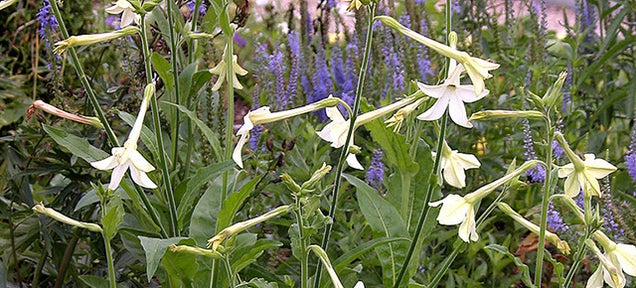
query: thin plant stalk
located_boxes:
[140,16,179,237]
[534,117,553,286]
[165,0,182,171]
[102,233,116,288]
[222,36,235,201]
[183,0,203,179]
[313,3,376,287]
[563,229,592,287]
[393,1,453,285]
[392,111,448,288]
[293,198,309,288]
[400,173,411,220]
[48,0,119,146]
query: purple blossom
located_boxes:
[523,119,545,183]
[417,19,434,81]
[105,16,119,29]
[601,180,624,240]
[269,51,287,109]
[552,124,564,159]
[626,128,636,182]
[531,0,548,37]
[561,65,573,112]
[547,203,568,234]
[233,34,247,47]
[37,0,59,47]
[381,27,405,98]
[187,0,207,18]
[332,45,346,89]
[452,0,461,15]
[415,0,426,5]
[367,149,384,189]
[309,45,332,121]
[286,31,301,106]
[576,0,597,41]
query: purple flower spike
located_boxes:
[547,203,568,234]
[626,128,636,182]
[522,119,545,183]
[367,149,384,189]
[37,0,59,47]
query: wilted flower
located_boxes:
[105,0,140,28]
[91,84,157,190]
[555,132,617,198]
[33,204,103,232]
[53,26,140,54]
[417,64,488,128]
[233,97,342,168]
[27,100,104,129]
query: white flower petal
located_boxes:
[120,10,137,27]
[417,95,450,121]
[346,153,364,170]
[443,159,466,188]
[416,82,447,99]
[586,266,604,288]
[129,166,157,189]
[430,194,469,225]
[448,96,472,128]
[91,155,118,170]
[558,164,574,178]
[615,244,636,276]
[584,156,617,179]
[458,205,478,242]
[456,86,487,103]
[108,162,129,190]
[563,174,580,198]
[232,133,249,168]
[455,152,481,169]
[354,281,365,288]
[129,149,155,172]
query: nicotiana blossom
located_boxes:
[53,26,140,55]
[554,132,617,198]
[376,16,499,96]
[91,84,157,190]
[430,160,540,242]
[210,54,248,91]
[233,97,342,168]
[105,0,140,28]
[417,64,488,128]
[0,0,19,11]
[586,239,625,288]
[434,140,480,188]
[587,231,636,288]
[497,202,570,254]
[33,204,103,233]
[27,100,104,129]
[317,92,425,169]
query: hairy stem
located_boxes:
[534,117,553,286]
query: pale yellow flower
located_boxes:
[435,140,480,188]
[105,0,140,27]
[210,54,248,91]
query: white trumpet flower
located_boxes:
[91,84,157,190]
[435,140,481,188]
[105,0,140,28]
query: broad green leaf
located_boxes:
[231,236,282,274]
[151,52,173,91]
[178,62,197,103]
[42,124,109,163]
[176,161,234,229]
[163,101,223,160]
[161,238,199,286]
[189,170,236,246]
[189,69,213,97]
[138,236,186,281]
[484,244,534,288]
[333,237,410,272]
[217,174,265,230]
[366,117,419,176]
[344,174,410,288]
[102,197,124,241]
[244,278,280,288]
[78,275,109,288]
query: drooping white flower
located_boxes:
[417,64,488,128]
[586,238,628,288]
[105,0,140,28]
[435,140,480,188]
[589,231,636,288]
[209,54,248,91]
[555,132,617,198]
[233,97,342,168]
[429,160,540,242]
[91,84,157,190]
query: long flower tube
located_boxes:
[53,26,139,54]
[376,16,499,96]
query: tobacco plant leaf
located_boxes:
[138,236,187,281]
[344,174,410,288]
[42,124,109,163]
[161,238,199,286]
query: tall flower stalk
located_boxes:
[313,3,376,287]
[139,12,179,237]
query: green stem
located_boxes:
[222,32,235,201]
[140,17,179,237]
[165,0,182,172]
[534,117,553,286]
[48,0,119,146]
[392,111,448,288]
[183,0,203,180]
[294,198,309,288]
[209,259,217,288]
[103,233,117,288]
[313,3,376,287]
[429,244,462,286]
[400,173,411,221]
[563,229,591,287]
